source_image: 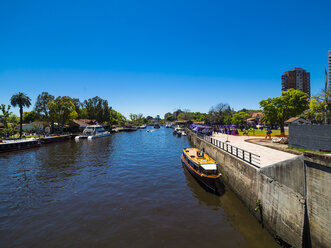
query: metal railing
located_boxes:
[196,132,261,168]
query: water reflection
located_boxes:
[0,128,280,248]
[182,167,224,207]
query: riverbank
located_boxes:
[0,134,73,153]
[186,129,331,248]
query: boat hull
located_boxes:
[181,154,221,195]
[76,132,110,140]
[88,132,110,139]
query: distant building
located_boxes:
[285,117,311,125]
[281,68,310,96]
[328,50,331,90]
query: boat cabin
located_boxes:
[83,125,106,136]
[183,148,218,176]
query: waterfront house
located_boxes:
[69,119,97,133]
[285,117,311,125]
[22,122,43,132]
[246,112,264,126]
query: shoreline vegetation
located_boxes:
[1,89,330,140]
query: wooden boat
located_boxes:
[153,124,160,129]
[181,148,221,194]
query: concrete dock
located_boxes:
[211,133,297,167]
[187,129,331,248]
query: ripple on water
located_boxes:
[0,128,279,248]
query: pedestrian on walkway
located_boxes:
[265,128,271,139]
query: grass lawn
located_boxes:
[238,129,288,137]
[287,146,331,155]
[6,134,39,139]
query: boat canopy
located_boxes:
[200,164,217,170]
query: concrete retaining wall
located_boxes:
[187,130,331,247]
[289,124,331,151]
[303,153,331,248]
[187,130,304,247]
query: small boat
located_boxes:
[137,124,147,129]
[181,131,187,136]
[165,123,172,128]
[174,126,185,137]
[154,124,160,129]
[181,148,221,194]
[75,125,110,140]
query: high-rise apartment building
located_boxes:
[281,68,310,96]
[328,50,331,90]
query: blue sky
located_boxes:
[0,0,330,118]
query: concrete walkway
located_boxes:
[211,133,298,168]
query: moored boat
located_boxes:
[75,125,110,140]
[153,123,160,129]
[137,124,147,129]
[181,148,221,194]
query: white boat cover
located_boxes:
[200,164,217,170]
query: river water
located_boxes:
[0,127,279,248]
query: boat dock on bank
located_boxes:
[0,134,73,153]
[39,134,71,144]
[0,138,41,153]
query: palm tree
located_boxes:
[10,92,31,138]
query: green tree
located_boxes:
[34,92,55,120]
[205,103,232,124]
[0,104,12,128]
[84,96,111,123]
[109,109,126,126]
[304,90,331,124]
[164,112,175,122]
[70,98,83,119]
[10,92,31,138]
[231,112,250,126]
[224,114,233,125]
[129,113,144,126]
[193,112,207,122]
[23,110,38,123]
[48,96,78,132]
[177,110,193,121]
[8,114,19,125]
[260,89,309,135]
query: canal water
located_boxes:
[0,127,279,248]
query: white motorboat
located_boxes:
[173,125,185,135]
[137,124,147,129]
[75,125,110,140]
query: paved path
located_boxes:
[211,133,298,168]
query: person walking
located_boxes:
[265,128,271,139]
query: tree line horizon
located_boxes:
[0,88,330,138]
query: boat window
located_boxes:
[204,170,217,175]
